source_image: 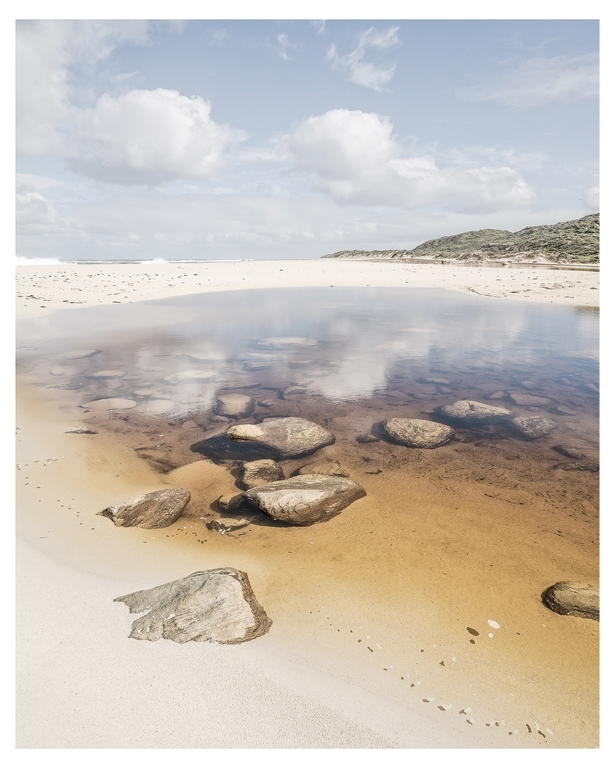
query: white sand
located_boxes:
[16,259,599,320]
[15,259,600,752]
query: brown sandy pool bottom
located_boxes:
[16,288,599,748]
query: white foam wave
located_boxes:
[16,256,65,265]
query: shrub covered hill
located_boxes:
[322,213,599,264]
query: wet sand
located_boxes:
[15,262,600,750]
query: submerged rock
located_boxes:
[49,365,79,376]
[239,459,285,489]
[243,474,366,525]
[378,418,455,449]
[191,417,335,461]
[434,400,513,426]
[85,370,126,379]
[164,370,218,384]
[551,444,587,460]
[510,415,557,439]
[99,487,190,528]
[282,385,307,399]
[57,349,101,360]
[213,393,255,419]
[293,458,349,477]
[541,582,599,621]
[257,337,318,349]
[114,568,272,644]
[509,392,550,406]
[80,398,137,411]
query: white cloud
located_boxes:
[17,20,149,155]
[72,89,243,184]
[276,33,292,61]
[16,190,61,230]
[283,109,536,213]
[326,26,400,91]
[583,186,599,210]
[456,53,598,109]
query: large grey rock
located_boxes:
[435,400,513,426]
[378,418,455,448]
[191,417,335,461]
[213,393,255,419]
[99,487,191,528]
[243,474,366,525]
[541,582,599,621]
[239,459,284,489]
[114,568,272,644]
[510,415,557,440]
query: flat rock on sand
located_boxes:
[434,400,513,426]
[80,398,137,410]
[378,418,455,448]
[542,582,599,621]
[213,393,255,419]
[510,415,557,439]
[191,417,335,461]
[99,487,191,528]
[243,474,366,525]
[114,568,272,644]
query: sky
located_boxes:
[15,16,600,262]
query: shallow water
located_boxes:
[16,287,599,747]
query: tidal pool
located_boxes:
[16,287,599,748]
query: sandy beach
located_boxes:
[15,259,600,751]
[16,259,599,320]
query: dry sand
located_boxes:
[15,260,600,753]
[16,259,599,320]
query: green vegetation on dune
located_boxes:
[322,213,599,263]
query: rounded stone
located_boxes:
[542,582,598,621]
[510,415,557,440]
[380,418,455,448]
[213,393,255,419]
[435,400,513,425]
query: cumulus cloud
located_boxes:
[17,20,149,155]
[17,21,244,184]
[72,89,243,183]
[456,53,599,109]
[283,109,536,213]
[326,26,400,91]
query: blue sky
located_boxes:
[16,16,599,261]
